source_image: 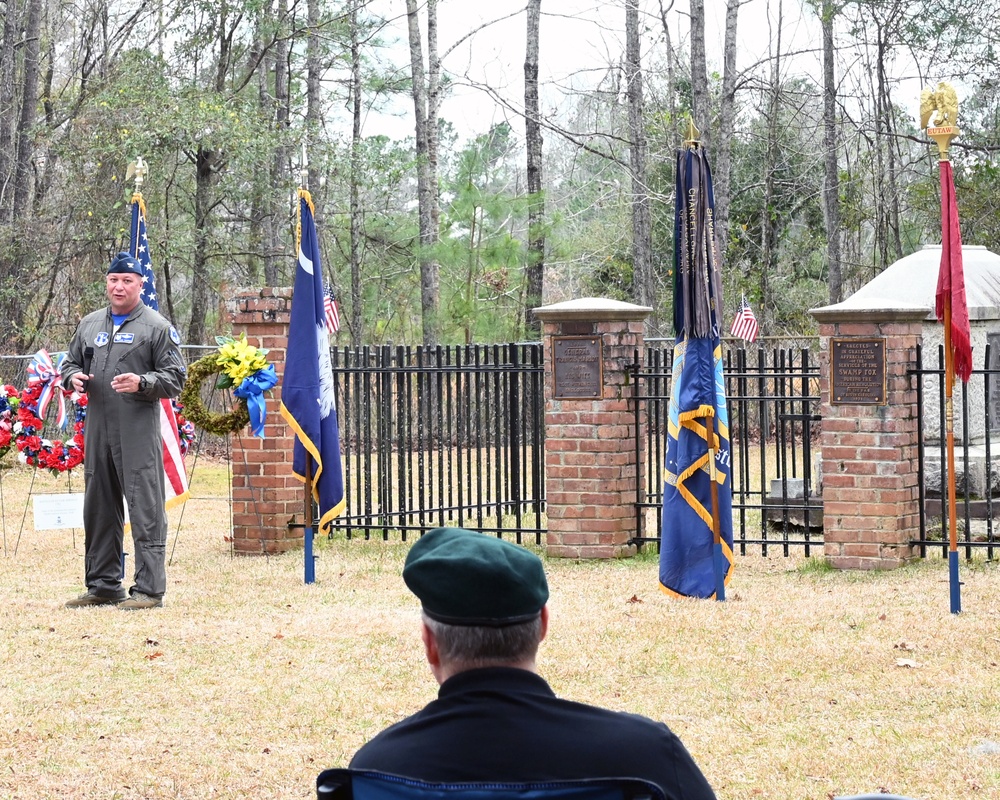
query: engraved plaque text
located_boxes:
[553,337,603,399]
[831,337,887,405]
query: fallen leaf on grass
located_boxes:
[895,658,920,668]
[627,595,642,604]
[145,651,164,660]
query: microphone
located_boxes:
[82,346,94,392]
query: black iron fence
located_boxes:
[631,340,823,556]
[330,344,546,544]
[912,343,1000,559]
[15,337,997,561]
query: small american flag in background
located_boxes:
[729,294,759,343]
[323,285,340,334]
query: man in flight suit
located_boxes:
[348,527,718,800]
[60,252,186,610]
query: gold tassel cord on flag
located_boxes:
[130,192,147,220]
[296,187,315,255]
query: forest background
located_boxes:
[2,0,999,352]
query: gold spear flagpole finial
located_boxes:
[683,116,701,148]
[126,156,148,192]
[921,81,960,160]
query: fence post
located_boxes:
[810,306,925,569]
[533,298,652,559]
[226,287,302,554]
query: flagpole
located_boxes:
[685,119,726,602]
[928,92,962,614]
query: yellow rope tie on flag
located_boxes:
[296,188,315,254]
[130,192,147,219]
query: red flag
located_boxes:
[935,161,972,383]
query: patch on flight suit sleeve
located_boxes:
[169,326,181,345]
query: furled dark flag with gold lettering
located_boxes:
[659,145,734,600]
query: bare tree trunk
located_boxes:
[876,34,902,264]
[33,29,54,214]
[405,0,439,344]
[247,17,271,286]
[713,0,740,264]
[265,0,289,287]
[189,147,222,345]
[657,1,677,129]
[306,0,321,197]
[626,0,653,313]
[523,0,543,336]
[689,0,710,149]
[12,0,41,220]
[821,0,842,303]
[759,0,785,313]
[349,0,364,342]
[426,0,440,238]
[0,2,18,221]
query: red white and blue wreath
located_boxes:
[12,349,196,475]
[0,384,21,460]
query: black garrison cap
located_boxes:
[403,527,549,627]
[108,251,143,275]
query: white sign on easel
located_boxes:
[32,494,131,530]
[32,493,85,530]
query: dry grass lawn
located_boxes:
[1,461,998,800]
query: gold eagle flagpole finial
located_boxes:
[921,81,960,160]
[126,156,148,194]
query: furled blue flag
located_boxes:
[659,145,734,600]
[279,189,346,533]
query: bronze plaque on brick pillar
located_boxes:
[553,336,603,399]
[831,337,887,405]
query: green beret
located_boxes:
[403,527,549,627]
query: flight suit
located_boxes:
[61,303,186,599]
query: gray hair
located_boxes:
[423,612,543,669]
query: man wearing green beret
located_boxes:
[349,527,717,800]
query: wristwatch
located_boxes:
[138,376,148,392]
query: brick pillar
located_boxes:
[533,298,652,559]
[226,287,302,555]
[811,308,924,569]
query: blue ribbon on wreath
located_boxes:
[233,364,278,438]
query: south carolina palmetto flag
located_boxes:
[280,189,346,532]
[131,193,190,508]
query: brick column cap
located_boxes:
[533,297,652,323]
[810,305,929,325]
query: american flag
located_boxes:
[131,193,190,508]
[729,294,760,344]
[323,286,340,334]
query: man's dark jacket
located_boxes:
[350,667,716,800]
